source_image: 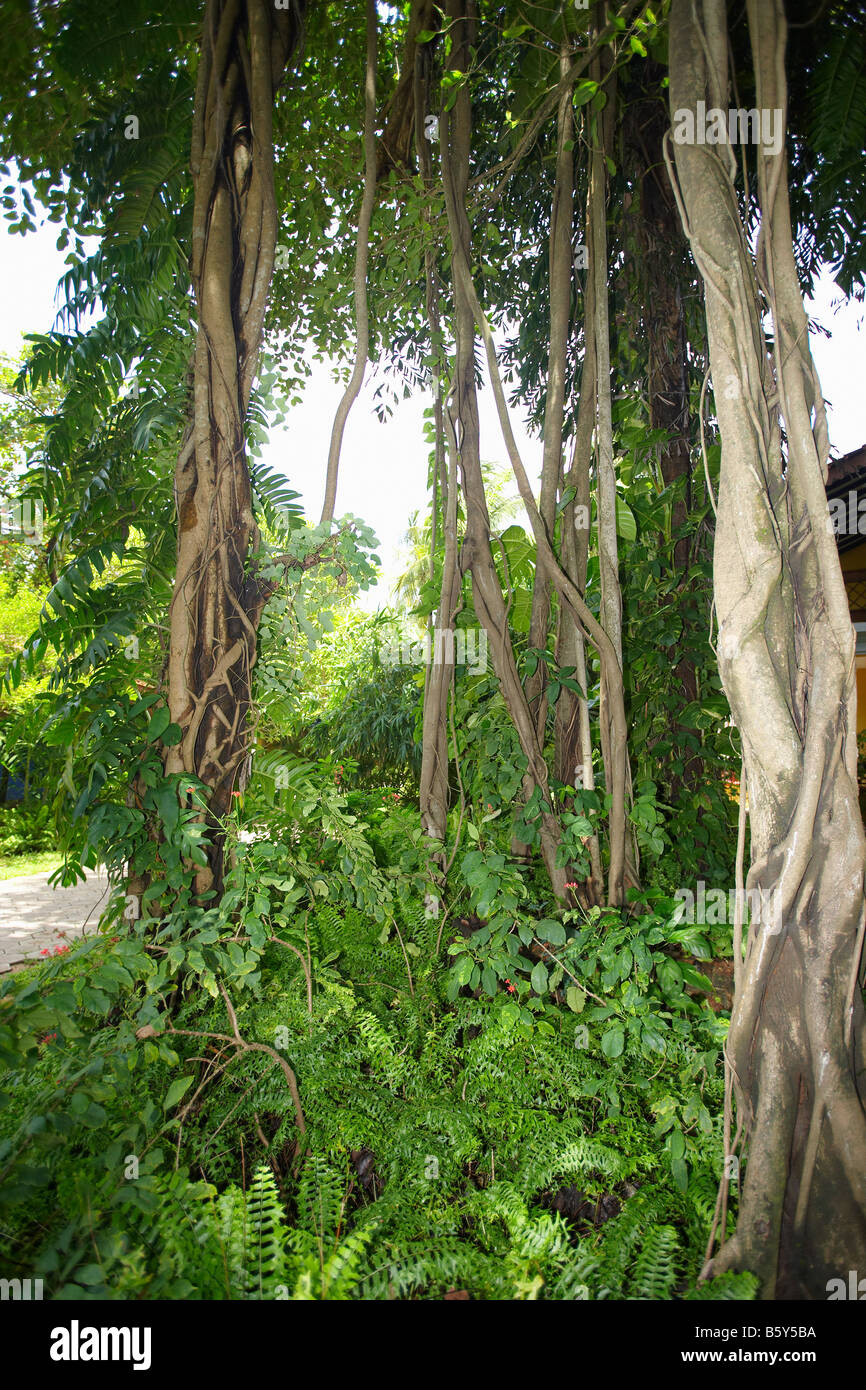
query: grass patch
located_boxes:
[0,851,64,880]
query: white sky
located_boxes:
[1,217,863,610]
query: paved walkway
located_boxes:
[0,868,111,973]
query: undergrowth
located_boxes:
[0,880,756,1301]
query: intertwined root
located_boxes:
[669,0,866,1296]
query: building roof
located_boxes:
[827,444,866,555]
[827,444,866,492]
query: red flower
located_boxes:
[504,978,516,995]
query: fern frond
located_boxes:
[630,1224,680,1300]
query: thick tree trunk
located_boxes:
[668,0,866,1297]
[165,0,306,895]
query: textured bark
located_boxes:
[532,40,602,903]
[165,0,306,895]
[591,60,622,677]
[418,383,460,852]
[526,41,575,746]
[556,127,603,904]
[668,0,866,1297]
[515,40,575,869]
[586,44,638,898]
[447,187,631,905]
[556,288,603,903]
[417,37,458,852]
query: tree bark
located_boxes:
[668,0,866,1298]
[586,41,638,896]
[556,124,603,905]
[449,207,631,905]
[417,35,459,853]
[526,40,575,748]
[516,39,576,870]
[165,0,306,895]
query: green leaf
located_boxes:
[601,1026,624,1058]
[152,785,179,834]
[454,953,474,987]
[537,919,566,946]
[615,495,637,542]
[146,706,171,742]
[79,1102,108,1128]
[530,960,548,994]
[164,1076,195,1111]
[566,985,586,1013]
[80,987,111,1015]
[671,1156,689,1192]
[93,963,132,991]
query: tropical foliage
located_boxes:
[0,0,862,1307]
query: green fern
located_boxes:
[685,1270,760,1301]
[243,1164,291,1299]
[630,1224,680,1300]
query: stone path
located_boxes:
[0,868,111,973]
